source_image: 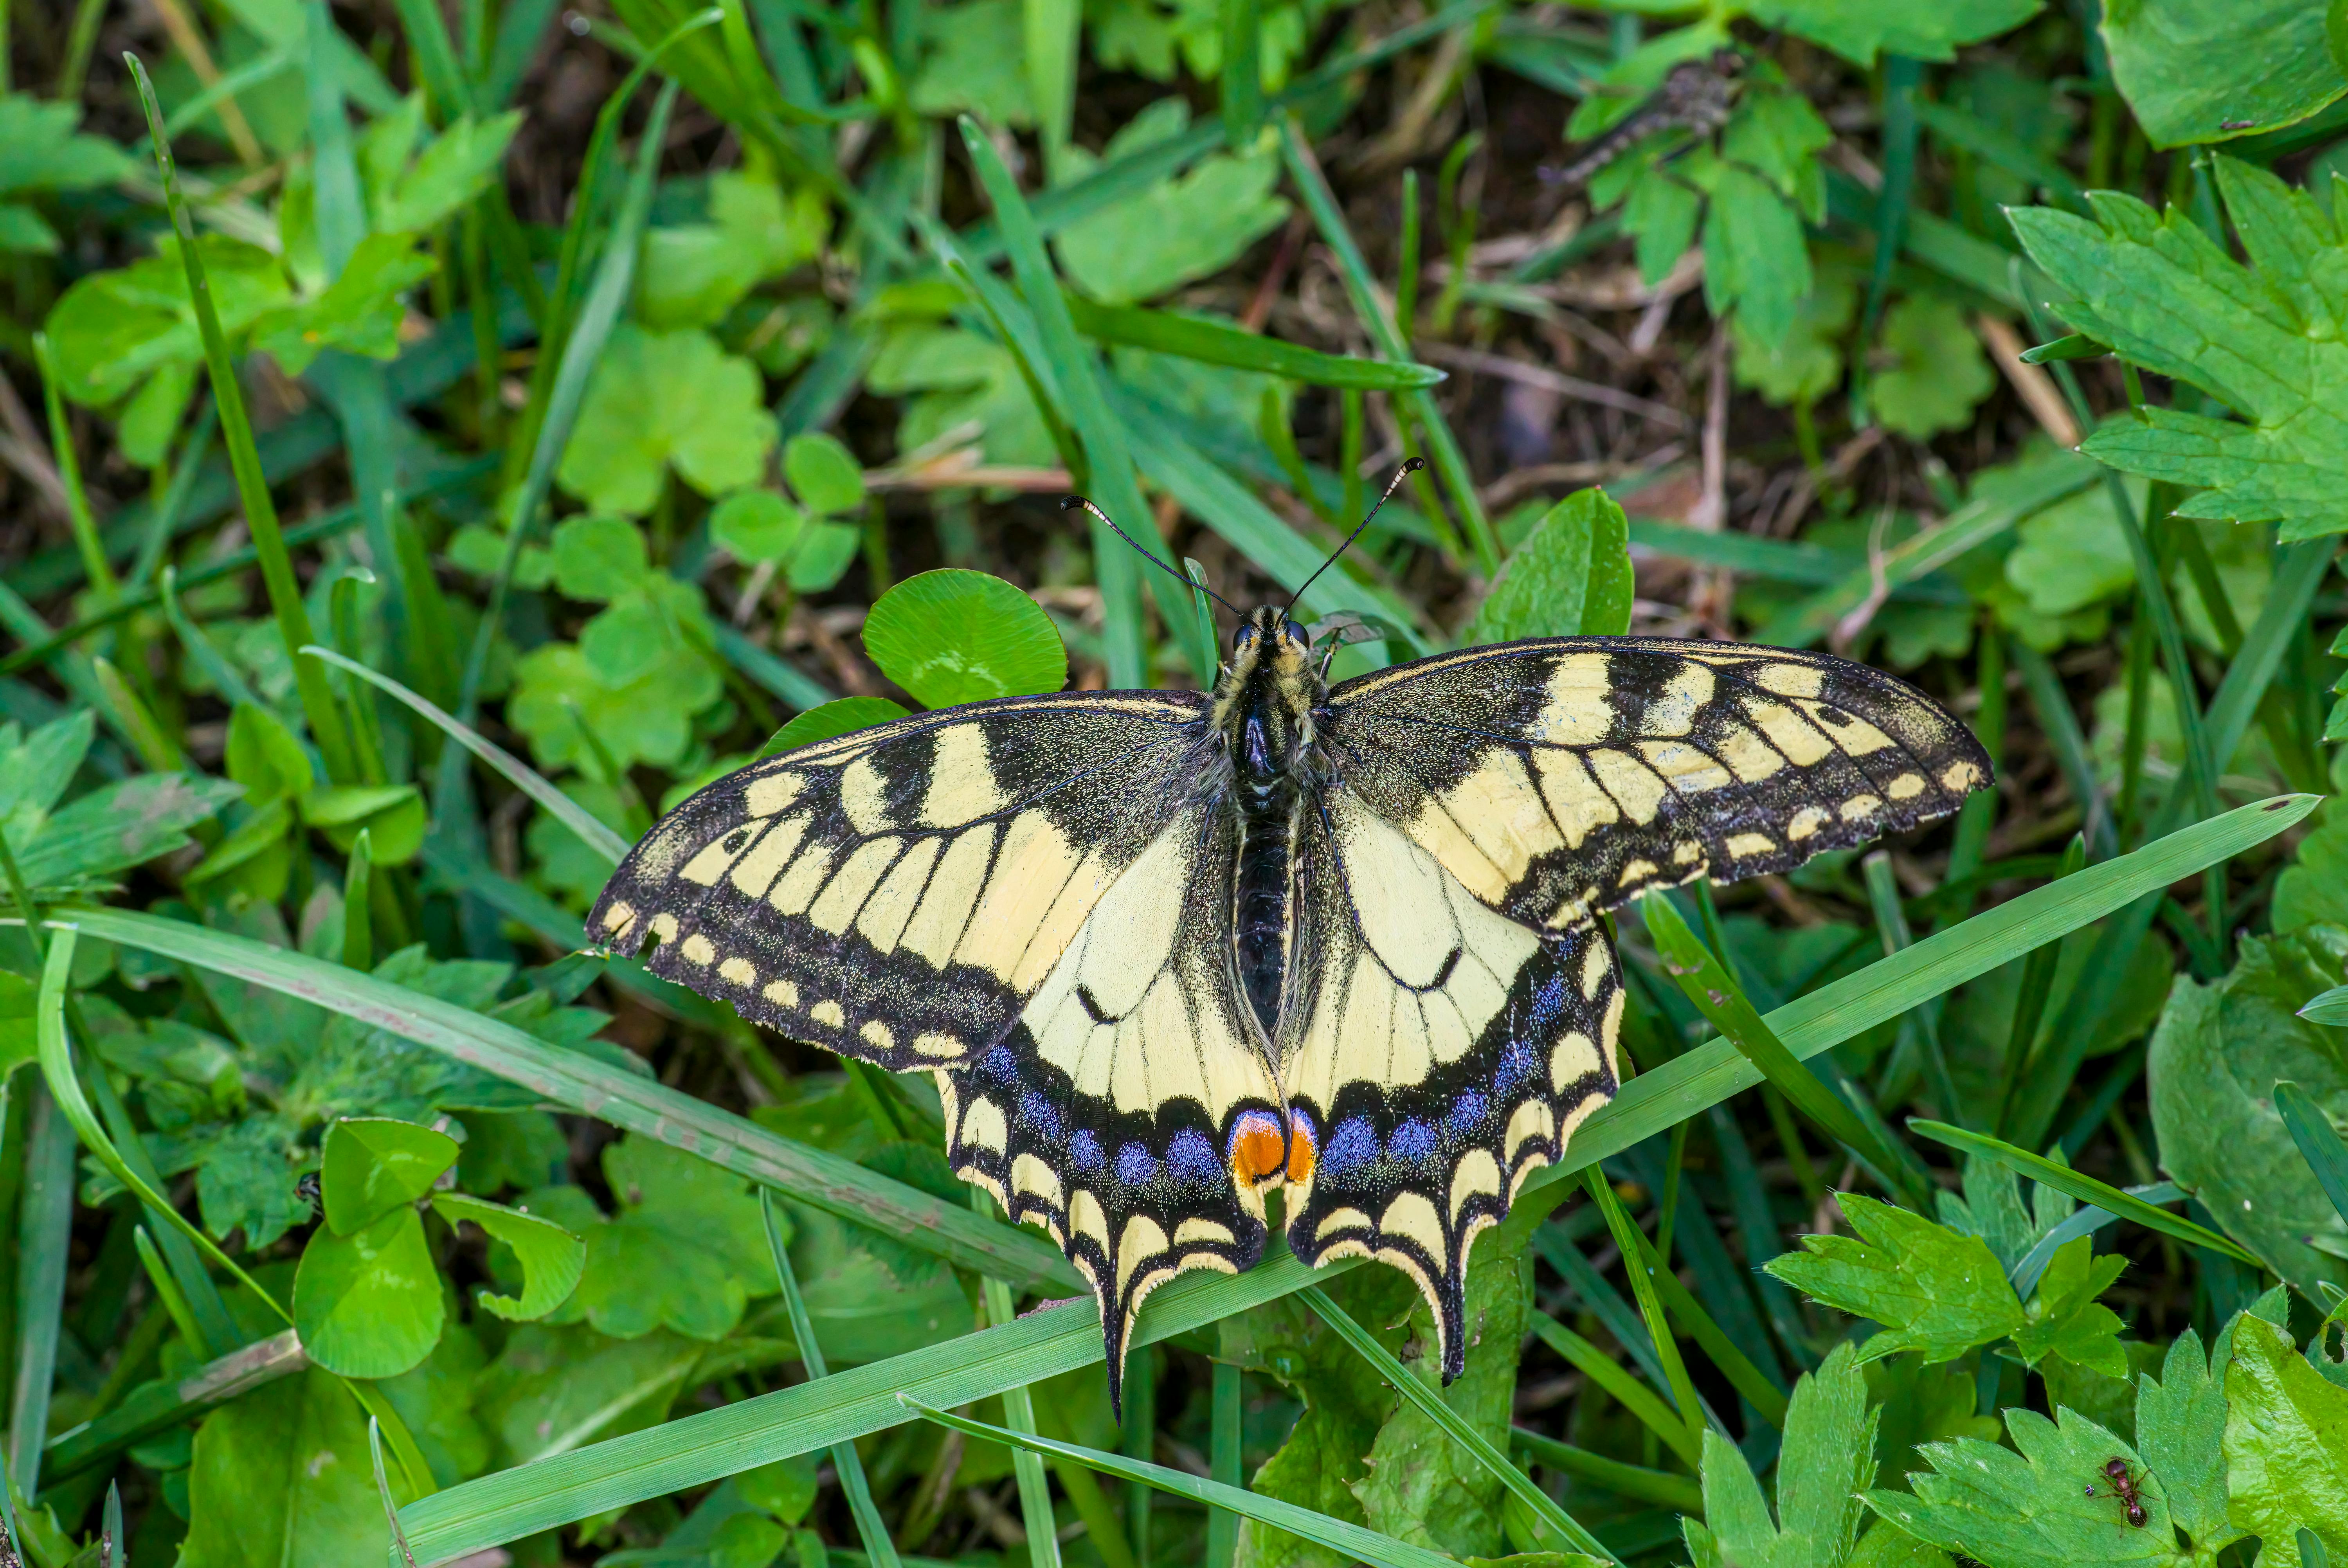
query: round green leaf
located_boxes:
[861,569,1067,708]
[551,515,651,602]
[758,697,911,758]
[292,1206,445,1379]
[783,432,866,516]
[303,783,427,865]
[711,489,808,564]
[787,519,863,592]
[322,1116,460,1235]
[432,1191,587,1321]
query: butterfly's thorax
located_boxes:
[1211,607,1326,1046]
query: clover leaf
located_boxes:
[639,166,828,329]
[551,515,652,604]
[1766,1193,2024,1364]
[293,1203,445,1378]
[760,697,911,757]
[863,569,1068,707]
[0,93,134,255]
[556,325,777,516]
[1871,295,1996,440]
[711,490,808,565]
[785,432,866,517]
[432,1190,587,1321]
[319,1116,457,1234]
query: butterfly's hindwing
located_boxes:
[1279,792,1621,1376]
[1325,638,1990,930]
[589,694,1211,1068]
[966,801,1283,1394]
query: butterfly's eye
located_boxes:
[1232,624,1258,652]
[1278,619,1309,650]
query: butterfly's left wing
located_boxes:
[1276,790,1622,1378]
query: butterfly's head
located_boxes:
[1215,606,1322,789]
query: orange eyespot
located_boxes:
[1228,1112,1287,1186]
[1285,1111,1317,1184]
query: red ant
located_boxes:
[2084,1457,2148,1527]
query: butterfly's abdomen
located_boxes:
[1233,792,1298,1042]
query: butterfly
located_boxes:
[587,472,1989,1408]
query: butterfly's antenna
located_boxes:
[1061,495,1244,616]
[1286,459,1423,614]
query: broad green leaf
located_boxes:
[1734,266,1857,407]
[1764,1194,2023,1364]
[759,698,911,757]
[532,1135,776,1341]
[2147,928,2348,1291]
[1741,0,2041,65]
[908,0,1037,126]
[2222,1314,2348,1566]
[1702,162,1811,350]
[0,94,134,202]
[638,167,827,330]
[783,432,867,517]
[556,324,777,515]
[2010,158,2348,540]
[477,1324,711,1466]
[2101,0,2346,148]
[320,1116,459,1235]
[2135,1328,2240,1551]
[1467,488,1634,643]
[302,781,426,864]
[711,489,809,565]
[180,1368,407,1567]
[1866,1408,2175,1565]
[432,1191,587,1321]
[2274,809,2348,934]
[1054,99,1289,304]
[788,520,864,592]
[2010,1238,2129,1378]
[1871,296,1995,440]
[294,1206,446,1379]
[2002,475,2151,619]
[862,569,1068,707]
[227,702,313,809]
[43,236,295,407]
[15,773,239,892]
[1688,1343,1875,1568]
[550,514,651,603]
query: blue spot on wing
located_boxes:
[1116,1142,1159,1186]
[1169,1129,1221,1184]
[1326,1118,1377,1174]
[1390,1119,1436,1161]
[1445,1091,1489,1135]
[1018,1092,1062,1143]
[1071,1129,1106,1172]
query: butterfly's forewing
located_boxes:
[589,694,1280,1397]
[1278,792,1622,1376]
[1323,638,1991,931]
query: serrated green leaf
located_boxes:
[1703,162,1811,348]
[2010,158,2348,539]
[1468,488,1634,643]
[2274,810,2348,934]
[1765,1194,2023,1364]
[1694,1342,1876,1568]
[556,325,776,515]
[2011,1237,2129,1378]
[1872,295,1996,440]
[1862,1407,2174,1568]
[862,568,1068,707]
[2223,1314,2348,1566]
[638,168,827,330]
[2135,1328,2239,1551]
[1054,99,1289,305]
[321,1116,459,1235]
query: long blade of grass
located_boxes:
[43,1330,306,1483]
[1618,1223,1788,1427]
[1299,1285,1619,1562]
[1907,1119,2262,1267]
[126,52,357,784]
[2302,986,2348,1027]
[7,1085,73,1500]
[1508,1429,1703,1516]
[1278,117,1495,576]
[1066,297,1444,389]
[2006,1181,2182,1299]
[904,1397,1458,1568]
[956,118,1202,687]
[55,907,1081,1294]
[376,796,2307,1555]
[1640,889,1931,1208]
[763,1191,902,1568]
[1524,1310,1697,1470]
[976,1190,1064,1568]
[2276,1082,2348,1230]
[1576,1173,1707,1459]
[1205,1356,1241,1568]
[303,646,630,862]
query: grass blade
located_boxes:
[43,1330,306,1484]
[2275,1082,2348,1230]
[976,1190,1064,1568]
[955,118,1202,687]
[1508,1428,1703,1516]
[384,797,2308,1556]
[1068,297,1442,388]
[1907,1119,2263,1267]
[8,1084,73,1500]
[1640,889,1931,1208]
[763,1190,902,1568]
[1299,1285,1619,1563]
[1525,1311,1696,1469]
[1577,1173,1707,1458]
[904,1397,1458,1568]
[371,1416,423,1568]
[2301,985,2348,1026]
[1278,118,1493,575]
[2006,1181,2182,1299]
[1619,1222,1788,1427]
[57,907,1080,1293]
[124,53,357,785]
[302,646,631,862]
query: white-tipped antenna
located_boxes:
[1286,459,1424,613]
[1061,495,1245,616]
